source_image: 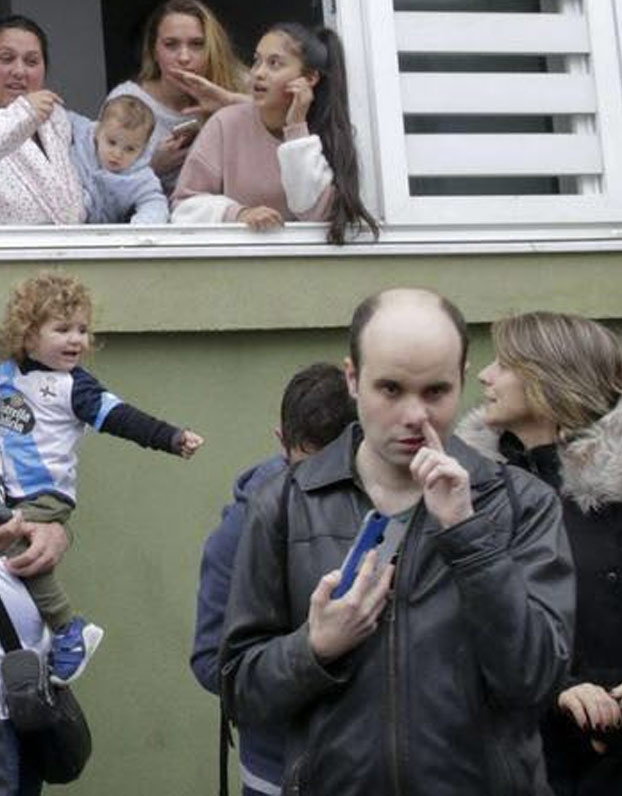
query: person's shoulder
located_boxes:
[294,424,355,491]
[233,455,287,500]
[450,432,557,503]
[210,100,255,128]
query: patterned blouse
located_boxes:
[0,95,85,225]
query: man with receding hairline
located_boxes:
[222,288,574,796]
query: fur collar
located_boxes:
[456,401,622,512]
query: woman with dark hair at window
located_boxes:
[171,22,378,244]
[458,311,622,796]
[0,14,85,225]
[107,0,247,196]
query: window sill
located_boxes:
[2,220,622,261]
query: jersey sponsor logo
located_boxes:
[0,392,35,434]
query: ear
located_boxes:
[344,357,358,400]
[305,69,320,88]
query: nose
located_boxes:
[252,61,266,79]
[177,45,192,64]
[10,58,25,76]
[478,361,494,385]
[402,397,428,428]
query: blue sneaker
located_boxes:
[50,617,104,686]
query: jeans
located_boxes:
[0,721,42,796]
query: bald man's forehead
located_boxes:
[357,299,464,377]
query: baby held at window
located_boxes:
[69,95,169,224]
[171,22,378,244]
[0,271,204,685]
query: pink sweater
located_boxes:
[0,96,85,225]
[171,102,333,224]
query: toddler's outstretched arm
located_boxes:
[177,429,204,459]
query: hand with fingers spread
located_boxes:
[25,89,62,124]
[6,521,70,578]
[0,510,24,553]
[558,683,622,751]
[285,77,315,126]
[308,549,394,664]
[168,68,249,116]
[409,419,474,529]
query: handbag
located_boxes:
[0,594,92,784]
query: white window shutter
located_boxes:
[338,0,622,230]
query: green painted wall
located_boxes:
[0,251,619,795]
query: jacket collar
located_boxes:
[295,421,500,498]
[457,401,622,511]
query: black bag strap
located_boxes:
[218,461,300,796]
[0,593,23,653]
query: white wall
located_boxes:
[13,0,107,116]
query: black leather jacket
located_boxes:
[222,425,575,796]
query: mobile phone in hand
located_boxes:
[332,510,406,599]
[171,118,200,142]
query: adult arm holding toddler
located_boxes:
[0,14,85,224]
[171,23,378,244]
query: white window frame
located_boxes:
[335,0,622,246]
[5,0,622,260]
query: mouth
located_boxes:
[397,436,425,452]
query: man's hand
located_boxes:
[0,510,23,553]
[409,419,474,529]
[308,550,394,664]
[6,521,69,578]
[558,682,622,755]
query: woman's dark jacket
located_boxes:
[221,424,574,796]
[458,403,622,795]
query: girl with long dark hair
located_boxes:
[171,22,378,244]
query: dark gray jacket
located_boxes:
[222,424,575,796]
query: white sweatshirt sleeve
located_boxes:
[277,133,334,216]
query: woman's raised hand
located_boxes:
[168,68,248,116]
[25,90,62,124]
[285,77,315,126]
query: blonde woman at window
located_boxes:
[0,14,85,225]
[458,311,622,796]
[171,22,378,244]
[107,0,246,196]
